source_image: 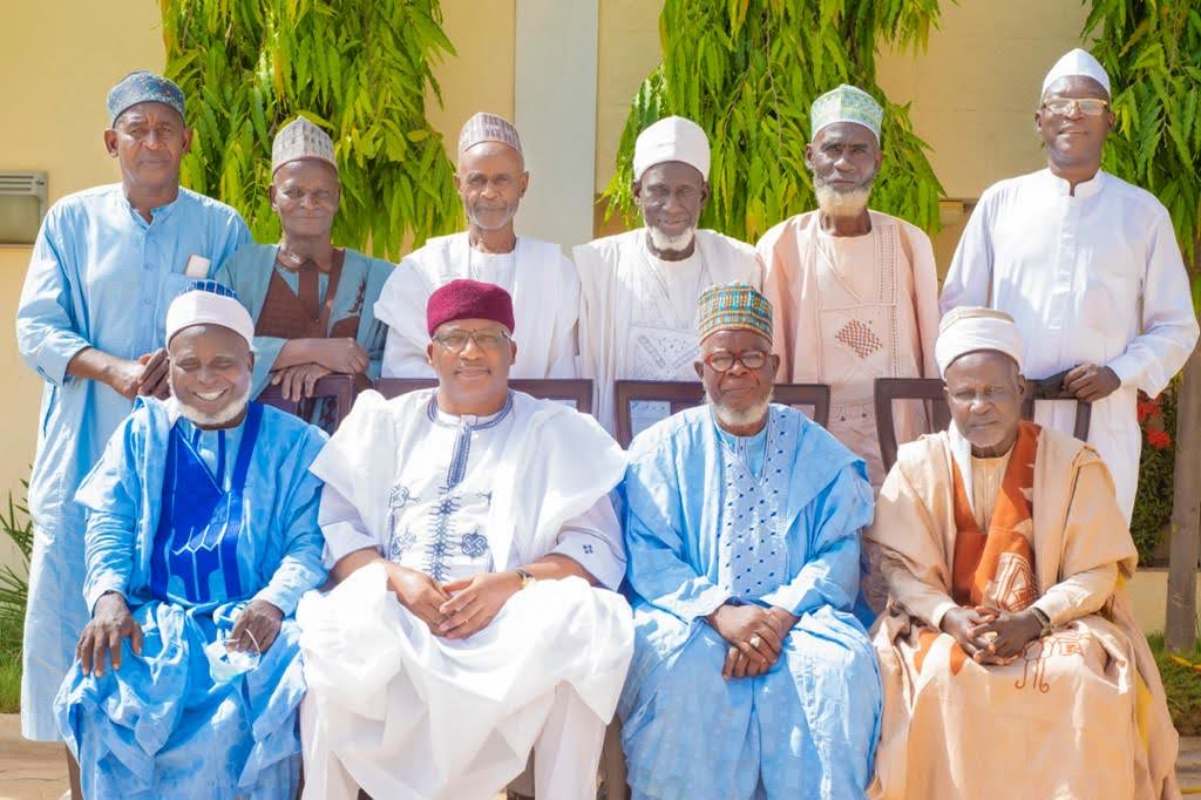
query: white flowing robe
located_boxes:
[574,228,762,433]
[374,233,579,379]
[941,169,1200,519]
[296,389,633,800]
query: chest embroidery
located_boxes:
[835,319,884,359]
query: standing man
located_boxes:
[575,116,762,434]
[941,49,1199,520]
[758,84,940,486]
[218,117,392,430]
[374,112,579,379]
[15,70,249,761]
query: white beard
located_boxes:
[814,181,873,219]
[647,226,696,256]
[169,372,252,427]
[706,388,773,431]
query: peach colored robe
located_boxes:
[758,210,940,486]
[866,427,1180,800]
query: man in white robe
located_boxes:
[759,84,940,486]
[374,112,578,379]
[575,116,762,434]
[297,279,633,800]
[941,48,1199,520]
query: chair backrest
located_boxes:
[374,378,594,414]
[256,373,361,429]
[874,369,1091,473]
[613,380,831,448]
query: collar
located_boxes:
[1041,167,1105,199]
[123,185,184,227]
[427,390,514,430]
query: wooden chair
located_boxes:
[374,377,594,414]
[256,373,363,429]
[613,380,831,448]
[874,369,1092,473]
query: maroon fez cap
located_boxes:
[426,279,516,337]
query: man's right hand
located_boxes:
[77,592,143,676]
[104,357,149,400]
[385,563,451,633]
[312,338,369,374]
[939,606,993,661]
[707,603,784,679]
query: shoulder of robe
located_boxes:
[517,238,577,282]
[258,402,329,448]
[785,405,868,483]
[404,232,462,262]
[891,431,951,484]
[868,209,929,242]
[572,229,640,264]
[1099,172,1172,220]
[177,186,245,222]
[224,242,275,271]
[754,213,811,253]
[627,405,710,464]
[344,248,397,280]
[697,228,756,257]
[1035,424,1102,471]
[41,183,124,229]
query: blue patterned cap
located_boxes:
[697,282,773,343]
[107,70,186,127]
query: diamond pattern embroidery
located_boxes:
[835,319,883,359]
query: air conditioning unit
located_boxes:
[0,172,48,245]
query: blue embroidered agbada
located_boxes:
[15,184,248,739]
[54,397,327,800]
[619,404,882,799]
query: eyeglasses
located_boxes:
[1041,98,1109,117]
[433,329,511,354]
[704,349,769,373]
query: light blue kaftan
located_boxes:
[618,404,882,800]
[215,244,391,421]
[54,398,327,799]
[15,184,248,739]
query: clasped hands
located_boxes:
[706,603,799,680]
[270,338,369,402]
[939,605,1046,665]
[385,562,520,640]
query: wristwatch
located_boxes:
[1031,607,1053,637]
[515,568,535,590]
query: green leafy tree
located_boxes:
[160,0,464,259]
[1086,1,1201,651]
[604,0,946,241]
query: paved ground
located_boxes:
[1,714,1199,798]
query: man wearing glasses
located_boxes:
[297,279,633,799]
[618,283,880,799]
[941,48,1199,522]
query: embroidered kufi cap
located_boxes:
[272,116,337,174]
[809,84,883,140]
[697,282,773,343]
[458,112,523,157]
[107,70,186,127]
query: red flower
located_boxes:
[1137,398,1159,423]
[1147,429,1172,450]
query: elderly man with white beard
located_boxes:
[54,282,328,799]
[575,116,762,434]
[617,283,881,799]
[758,84,941,487]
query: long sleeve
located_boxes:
[908,227,943,379]
[622,458,732,622]
[16,210,91,386]
[550,494,624,590]
[76,415,143,612]
[940,191,996,314]
[1105,208,1200,397]
[317,483,380,568]
[1032,563,1118,626]
[760,466,874,616]
[252,444,328,615]
[867,459,960,629]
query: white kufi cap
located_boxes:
[935,307,1025,377]
[166,281,255,346]
[633,116,710,182]
[1041,48,1111,98]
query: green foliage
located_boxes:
[160,0,464,259]
[1085,0,1201,279]
[0,489,32,633]
[604,0,946,241]
[1147,633,1201,735]
[1131,388,1176,563]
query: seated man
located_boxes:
[867,307,1179,799]
[218,117,392,431]
[619,283,881,799]
[55,283,328,799]
[297,279,632,800]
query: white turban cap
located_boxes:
[166,281,255,346]
[935,306,1025,377]
[1041,48,1111,98]
[633,116,710,182]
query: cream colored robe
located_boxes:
[758,210,940,485]
[866,427,1179,800]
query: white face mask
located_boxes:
[204,637,261,684]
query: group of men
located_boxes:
[13,42,1198,800]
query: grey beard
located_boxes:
[705,388,773,430]
[814,180,873,219]
[168,373,252,427]
[647,226,696,255]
